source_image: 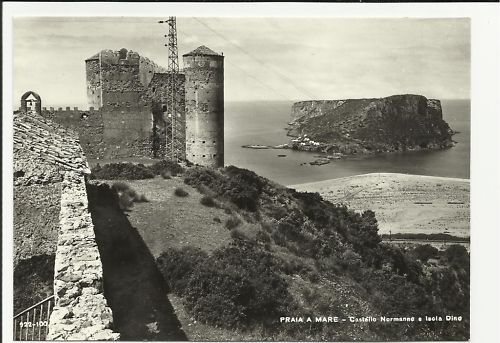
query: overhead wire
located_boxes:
[191,17,317,101]
[176,27,295,102]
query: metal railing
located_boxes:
[13,295,54,341]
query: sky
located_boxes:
[12,17,470,107]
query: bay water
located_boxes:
[224,99,470,186]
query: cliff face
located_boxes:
[288,94,454,155]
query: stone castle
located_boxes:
[22,45,224,168]
[13,45,225,340]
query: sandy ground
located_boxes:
[290,173,470,238]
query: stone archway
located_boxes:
[21,91,42,114]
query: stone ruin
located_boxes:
[21,46,225,167]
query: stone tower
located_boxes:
[183,46,224,167]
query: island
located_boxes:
[287,94,455,156]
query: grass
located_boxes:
[112,178,233,257]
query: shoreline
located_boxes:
[288,172,469,188]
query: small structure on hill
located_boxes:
[20,91,42,115]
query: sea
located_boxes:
[224,99,470,186]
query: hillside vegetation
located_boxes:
[154,165,469,341]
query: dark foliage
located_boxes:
[444,244,469,268]
[381,232,469,242]
[184,166,265,211]
[230,228,249,241]
[156,247,208,295]
[412,244,440,263]
[150,160,184,176]
[200,195,216,207]
[111,182,148,210]
[174,187,189,197]
[91,163,155,180]
[224,216,241,230]
[184,242,295,328]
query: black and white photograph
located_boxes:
[2,2,499,342]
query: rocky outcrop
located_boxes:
[47,171,119,341]
[288,94,454,156]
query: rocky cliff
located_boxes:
[288,94,454,155]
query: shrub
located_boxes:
[255,230,271,244]
[225,216,241,230]
[184,242,295,328]
[200,195,216,207]
[118,192,134,210]
[150,160,184,176]
[213,217,221,223]
[184,166,264,212]
[307,271,321,283]
[316,255,342,275]
[111,181,131,193]
[156,247,208,295]
[412,244,439,263]
[444,244,469,268]
[230,228,248,241]
[161,171,171,179]
[111,182,148,209]
[91,163,155,180]
[279,255,310,275]
[174,187,189,197]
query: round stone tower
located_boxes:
[183,45,224,167]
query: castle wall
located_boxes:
[101,102,153,158]
[41,107,106,159]
[85,58,101,108]
[47,171,119,341]
[184,54,224,167]
[56,49,189,160]
[139,56,167,87]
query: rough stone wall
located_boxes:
[41,107,106,159]
[42,49,181,159]
[13,150,62,266]
[13,111,89,266]
[48,171,119,341]
[184,54,224,167]
[139,56,168,87]
[86,58,102,108]
[96,49,167,158]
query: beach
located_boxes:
[290,173,470,238]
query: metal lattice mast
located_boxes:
[159,17,182,162]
